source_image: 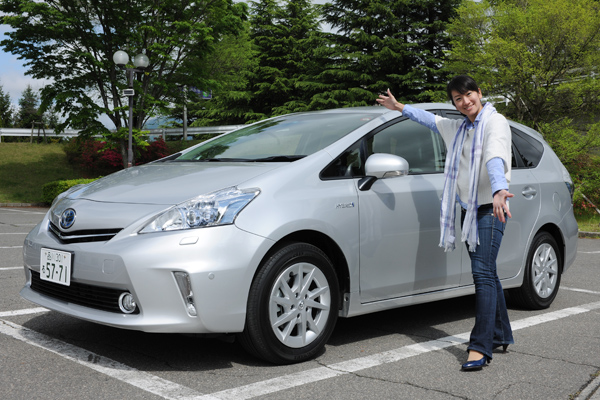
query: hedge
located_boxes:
[42,178,99,205]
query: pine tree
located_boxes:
[270,0,329,115]
[313,0,462,107]
[194,0,326,124]
[246,0,325,120]
[0,83,13,128]
[16,85,42,129]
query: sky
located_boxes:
[0,25,49,110]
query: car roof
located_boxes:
[307,103,455,116]
[273,104,546,142]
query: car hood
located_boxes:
[68,162,282,205]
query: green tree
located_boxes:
[194,0,327,125]
[180,23,257,126]
[446,0,600,208]
[249,0,326,118]
[446,0,600,128]
[0,83,13,128]
[15,85,42,129]
[43,105,61,130]
[1,0,248,166]
[312,0,462,108]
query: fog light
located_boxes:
[174,272,197,317]
[118,292,137,314]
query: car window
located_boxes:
[322,115,447,179]
[321,141,362,179]
[366,119,446,174]
[511,128,544,168]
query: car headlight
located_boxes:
[139,187,260,233]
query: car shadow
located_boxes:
[21,294,517,372]
[326,295,476,364]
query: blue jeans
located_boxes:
[461,204,514,360]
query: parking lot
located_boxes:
[1,206,599,400]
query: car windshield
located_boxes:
[175,112,376,162]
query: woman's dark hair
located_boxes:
[447,75,480,105]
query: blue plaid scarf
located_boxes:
[439,102,497,252]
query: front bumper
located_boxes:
[21,218,273,334]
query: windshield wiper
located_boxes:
[250,155,306,162]
[194,158,252,162]
[175,156,306,162]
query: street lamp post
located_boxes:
[113,50,150,168]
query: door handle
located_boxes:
[521,187,537,199]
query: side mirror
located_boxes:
[359,153,409,191]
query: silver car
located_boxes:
[21,105,578,364]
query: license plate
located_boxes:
[40,248,72,286]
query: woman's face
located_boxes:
[451,89,483,122]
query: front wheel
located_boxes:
[239,243,339,364]
[509,231,562,309]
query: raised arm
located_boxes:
[377,89,439,134]
[376,89,405,112]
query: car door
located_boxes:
[356,116,464,303]
[496,128,543,279]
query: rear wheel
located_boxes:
[509,231,561,309]
[239,243,339,364]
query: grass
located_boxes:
[0,141,599,233]
[0,142,82,203]
[575,212,600,232]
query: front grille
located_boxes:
[49,222,122,244]
[30,270,138,314]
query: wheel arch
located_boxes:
[536,223,566,274]
[255,230,349,311]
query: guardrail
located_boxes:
[0,125,245,142]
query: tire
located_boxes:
[238,242,339,364]
[509,231,562,310]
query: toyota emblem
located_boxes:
[60,208,76,229]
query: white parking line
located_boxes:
[0,267,22,271]
[0,208,46,215]
[0,246,23,249]
[563,286,600,296]
[0,318,210,400]
[2,300,600,400]
[0,307,48,317]
[197,301,600,400]
[0,232,28,235]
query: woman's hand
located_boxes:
[493,189,514,223]
[376,89,405,112]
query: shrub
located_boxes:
[63,137,176,173]
[63,138,122,176]
[136,138,170,164]
[41,178,98,205]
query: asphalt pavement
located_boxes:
[1,206,599,400]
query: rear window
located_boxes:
[512,128,544,168]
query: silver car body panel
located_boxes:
[21,104,578,332]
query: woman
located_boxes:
[376,75,515,371]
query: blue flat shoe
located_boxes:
[461,356,490,371]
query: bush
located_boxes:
[137,137,170,164]
[571,154,600,214]
[41,178,98,205]
[63,137,175,174]
[63,138,122,176]
[539,120,600,214]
